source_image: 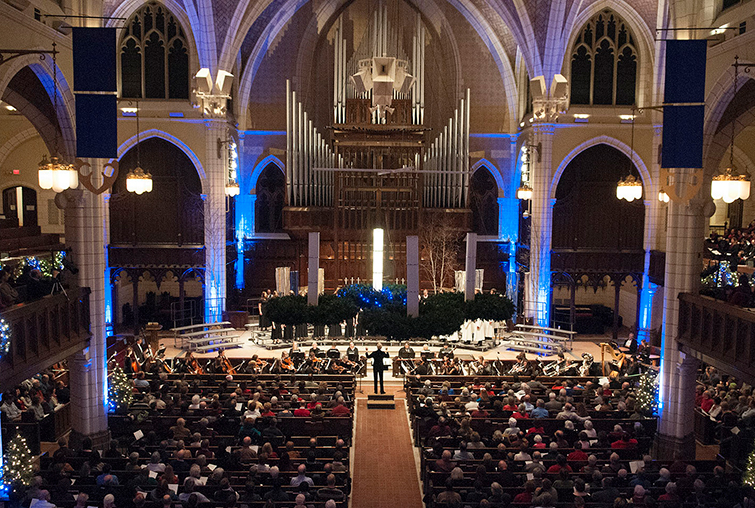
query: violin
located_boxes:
[280,357,295,371]
[222,356,236,375]
[188,356,204,375]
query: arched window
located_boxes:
[570,10,637,106]
[120,2,189,99]
[256,164,285,233]
[469,167,498,236]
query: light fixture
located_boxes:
[222,138,239,197]
[574,113,590,123]
[617,107,643,201]
[516,184,533,201]
[619,114,635,123]
[373,228,384,291]
[125,101,153,194]
[658,190,670,203]
[225,181,240,197]
[125,166,153,194]
[37,43,78,193]
[711,56,750,204]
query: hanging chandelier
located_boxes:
[516,184,533,201]
[126,101,153,194]
[711,57,750,204]
[225,181,240,196]
[37,43,78,193]
[616,108,643,202]
[616,175,643,201]
[125,166,153,194]
[224,139,239,196]
[658,190,670,203]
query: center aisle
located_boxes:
[350,387,424,508]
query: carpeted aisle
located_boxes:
[351,394,424,508]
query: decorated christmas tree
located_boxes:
[744,438,755,487]
[636,369,659,416]
[108,365,133,413]
[2,433,35,490]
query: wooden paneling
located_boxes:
[678,293,755,383]
[0,287,91,388]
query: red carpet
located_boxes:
[351,393,423,508]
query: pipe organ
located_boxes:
[286,80,342,207]
[333,8,424,125]
[423,89,471,209]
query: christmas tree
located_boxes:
[744,437,755,487]
[2,433,35,490]
[636,369,659,416]
[108,365,133,413]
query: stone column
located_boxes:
[204,118,228,322]
[60,170,109,448]
[528,122,555,326]
[656,169,706,459]
[464,233,477,301]
[308,232,320,306]
[406,235,419,317]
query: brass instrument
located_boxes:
[543,360,561,376]
[600,342,626,376]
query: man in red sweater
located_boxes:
[330,397,351,416]
[294,402,311,417]
[611,432,638,449]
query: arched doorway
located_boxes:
[255,163,285,233]
[109,137,205,331]
[2,186,37,228]
[469,166,499,236]
[551,144,645,336]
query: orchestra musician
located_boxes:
[395,342,416,376]
[420,344,435,360]
[309,342,322,357]
[304,350,323,374]
[414,357,431,376]
[438,344,454,359]
[327,344,341,359]
[132,337,146,365]
[398,342,415,359]
[289,341,300,357]
[278,351,295,372]
[345,342,359,363]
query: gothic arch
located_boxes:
[0,57,77,159]
[250,155,285,192]
[561,1,655,108]
[471,158,505,197]
[107,0,204,72]
[230,0,519,130]
[551,136,651,200]
[116,128,207,186]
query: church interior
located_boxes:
[1,0,755,506]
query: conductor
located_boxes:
[367,342,390,394]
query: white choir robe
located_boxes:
[461,320,474,343]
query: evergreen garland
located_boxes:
[108,365,133,413]
[2,433,35,490]
[636,369,659,416]
[0,318,10,362]
[744,438,755,487]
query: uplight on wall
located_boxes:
[373,228,384,291]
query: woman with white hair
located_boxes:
[583,419,597,440]
[103,494,116,508]
[147,451,165,472]
[189,394,201,410]
[184,464,205,485]
[503,417,520,436]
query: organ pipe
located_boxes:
[286,80,339,207]
[422,90,471,209]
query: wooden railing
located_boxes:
[0,286,91,388]
[678,292,755,381]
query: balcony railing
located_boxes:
[0,286,91,388]
[678,292,755,381]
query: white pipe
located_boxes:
[286,80,292,205]
[464,88,470,207]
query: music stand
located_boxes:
[316,351,328,359]
[291,351,306,366]
[327,349,341,359]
